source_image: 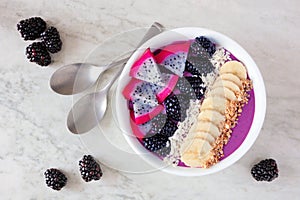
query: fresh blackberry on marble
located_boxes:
[44,168,67,191]
[41,26,62,53]
[17,17,46,40]
[79,155,103,182]
[26,42,51,66]
[251,158,279,182]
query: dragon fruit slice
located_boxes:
[129,48,163,86]
[130,114,152,139]
[154,41,191,77]
[122,78,158,107]
[131,98,164,125]
[151,73,179,103]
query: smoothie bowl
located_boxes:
[115,27,266,176]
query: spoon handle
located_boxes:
[99,22,164,71]
[101,56,128,71]
[101,22,165,92]
[136,22,165,47]
[102,67,123,92]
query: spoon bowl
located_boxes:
[67,91,107,134]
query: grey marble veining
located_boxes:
[0,0,300,199]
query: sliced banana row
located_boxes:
[180,61,248,168]
[219,61,247,80]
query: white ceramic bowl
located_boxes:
[115,27,266,176]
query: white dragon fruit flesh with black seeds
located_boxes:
[122,78,158,107]
[130,48,164,86]
[150,73,179,103]
[131,98,164,125]
[155,41,191,77]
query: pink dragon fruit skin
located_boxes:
[129,112,152,140]
[129,48,163,86]
[123,78,163,124]
[154,41,191,77]
[151,73,179,103]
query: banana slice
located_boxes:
[200,96,227,114]
[197,109,225,127]
[219,61,247,80]
[190,121,221,138]
[212,79,240,93]
[191,131,216,146]
[220,73,243,89]
[180,138,212,156]
[180,138,213,167]
[208,87,237,101]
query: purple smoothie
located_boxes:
[221,89,255,158]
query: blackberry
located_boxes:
[185,61,202,77]
[17,17,46,40]
[44,168,67,191]
[41,27,62,53]
[176,94,191,120]
[149,114,168,134]
[188,40,210,59]
[26,42,51,66]
[185,58,215,76]
[159,118,178,138]
[155,144,171,157]
[176,78,197,99]
[164,95,181,122]
[185,76,206,100]
[148,114,178,138]
[79,155,103,182]
[143,133,170,153]
[251,158,279,182]
[195,36,216,57]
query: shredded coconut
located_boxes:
[201,71,217,89]
[163,100,201,166]
[210,47,232,70]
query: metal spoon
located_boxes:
[50,22,165,95]
[67,23,164,134]
[50,59,128,95]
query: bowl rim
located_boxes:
[115,27,266,176]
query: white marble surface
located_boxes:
[1,0,300,199]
